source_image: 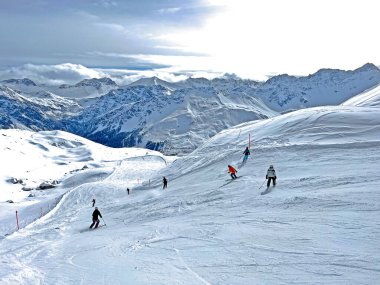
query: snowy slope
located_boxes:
[0,129,170,236]
[342,83,380,107]
[0,101,379,284]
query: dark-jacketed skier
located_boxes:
[90,207,102,229]
[266,165,277,187]
[242,147,250,163]
[92,198,96,207]
[163,176,168,189]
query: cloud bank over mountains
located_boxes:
[0,63,225,86]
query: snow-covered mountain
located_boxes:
[1,78,37,87]
[1,64,379,154]
[46,77,118,99]
[65,85,277,154]
[127,76,177,90]
[0,89,379,284]
[1,77,118,99]
[0,85,81,130]
[256,63,380,112]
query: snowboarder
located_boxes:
[89,207,102,229]
[266,165,277,187]
[127,188,130,195]
[92,198,96,207]
[242,147,250,163]
[163,176,168,189]
[228,165,238,179]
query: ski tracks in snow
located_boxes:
[173,248,212,285]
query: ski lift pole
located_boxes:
[16,210,20,230]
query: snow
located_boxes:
[1,95,379,284]
[2,63,379,155]
[342,84,380,107]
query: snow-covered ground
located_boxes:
[0,95,379,284]
[0,130,170,237]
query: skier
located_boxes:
[242,147,250,163]
[266,165,277,187]
[228,165,238,179]
[89,207,102,229]
[127,188,130,195]
[163,176,168,189]
[92,198,96,207]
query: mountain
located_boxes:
[0,85,81,130]
[0,94,379,283]
[65,85,277,154]
[127,76,177,90]
[1,64,379,154]
[46,77,118,99]
[1,78,37,87]
[256,63,380,112]
[74,77,117,89]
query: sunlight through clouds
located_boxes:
[162,0,380,78]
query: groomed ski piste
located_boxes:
[0,89,380,284]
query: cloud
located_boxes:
[94,0,118,8]
[0,62,224,86]
[94,22,128,33]
[158,7,181,14]
[0,63,104,85]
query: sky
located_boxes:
[0,0,379,84]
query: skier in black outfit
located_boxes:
[90,207,102,229]
[92,198,96,207]
[242,147,250,163]
[163,176,168,189]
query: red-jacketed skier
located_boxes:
[228,165,238,179]
[90,207,102,229]
[266,165,277,187]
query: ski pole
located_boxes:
[258,179,266,190]
[101,217,107,226]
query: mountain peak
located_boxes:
[1,78,37,86]
[129,76,167,86]
[74,77,117,88]
[354,63,379,73]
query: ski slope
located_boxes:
[0,101,379,284]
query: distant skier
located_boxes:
[228,165,238,179]
[92,198,96,207]
[127,188,130,195]
[242,147,250,163]
[89,207,102,229]
[266,165,277,187]
[163,176,168,189]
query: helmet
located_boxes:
[95,207,98,209]
[269,165,274,168]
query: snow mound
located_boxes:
[342,84,380,107]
